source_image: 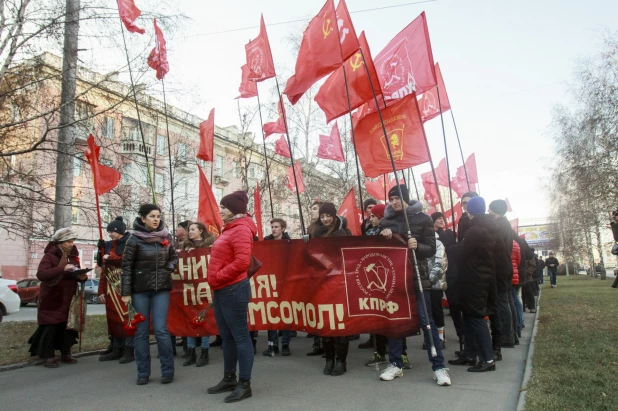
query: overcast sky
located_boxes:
[90,0,618,224]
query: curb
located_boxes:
[516,286,542,411]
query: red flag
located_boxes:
[235,64,258,99]
[419,62,451,123]
[284,0,342,105]
[116,0,145,34]
[510,218,519,234]
[317,123,345,162]
[274,135,291,158]
[365,178,387,202]
[85,135,121,195]
[443,201,463,228]
[434,158,450,187]
[505,198,513,213]
[456,153,479,184]
[353,94,429,178]
[254,182,264,241]
[338,188,361,236]
[197,109,215,162]
[246,15,276,82]
[421,171,440,207]
[374,12,436,103]
[147,19,169,80]
[263,98,286,138]
[286,161,305,194]
[315,31,381,123]
[451,176,469,198]
[336,0,359,60]
[197,164,223,237]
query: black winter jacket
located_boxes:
[458,213,472,242]
[121,218,179,296]
[311,216,352,238]
[456,214,498,318]
[494,216,514,292]
[96,233,130,266]
[536,258,545,279]
[545,257,559,272]
[379,201,436,290]
[264,232,292,240]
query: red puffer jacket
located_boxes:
[511,240,521,285]
[207,215,257,291]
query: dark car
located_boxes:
[16,279,41,306]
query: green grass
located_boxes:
[525,276,618,411]
[0,315,110,366]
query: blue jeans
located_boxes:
[388,291,445,371]
[132,291,174,379]
[112,336,134,349]
[213,279,254,380]
[187,336,210,349]
[512,286,524,332]
[549,271,557,286]
[267,330,291,346]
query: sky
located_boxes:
[86,0,618,224]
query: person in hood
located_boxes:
[457,191,479,241]
[449,197,497,372]
[206,191,257,403]
[121,204,178,386]
[97,217,135,364]
[28,228,87,368]
[377,185,451,387]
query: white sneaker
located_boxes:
[433,368,452,386]
[380,363,403,381]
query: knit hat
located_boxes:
[467,196,486,215]
[220,191,249,215]
[388,184,410,204]
[489,199,508,216]
[431,211,445,223]
[461,191,479,200]
[371,204,386,219]
[363,198,377,211]
[318,202,338,218]
[52,228,77,243]
[106,216,126,234]
[177,220,190,230]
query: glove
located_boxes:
[97,239,106,249]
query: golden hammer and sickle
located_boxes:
[349,53,364,72]
[323,19,333,39]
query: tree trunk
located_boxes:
[53,0,80,230]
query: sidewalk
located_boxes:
[0,312,535,411]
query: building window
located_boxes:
[100,158,113,167]
[100,203,110,226]
[178,143,187,160]
[73,154,82,177]
[103,117,115,139]
[122,163,132,185]
[157,135,166,155]
[184,180,189,199]
[215,188,224,204]
[71,206,80,224]
[155,173,165,193]
[215,155,223,175]
[138,164,150,187]
[232,161,239,178]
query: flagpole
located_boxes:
[119,21,156,204]
[274,78,306,236]
[254,90,275,219]
[450,109,470,190]
[160,79,176,238]
[383,175,387,202]
[436,87,455,232]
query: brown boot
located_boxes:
[61,355,77,364]
[44,358,59,368]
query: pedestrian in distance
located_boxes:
[545,252,559,288]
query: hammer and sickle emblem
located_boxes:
[349,53,364,72]
[323,19,333,39]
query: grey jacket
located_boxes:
[428,233,448,290]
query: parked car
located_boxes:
[16,279,41,306]
[0,278,21,322]
[84,279,100,304]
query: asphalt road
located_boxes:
[0,310,536,411]
[3,303,106,322]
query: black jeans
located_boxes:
[323,337,349,362]
[463,316,494,362]
[523,282,536,310]
[498,291,514,346]
[445,288,464,338]
[430,290,445,328]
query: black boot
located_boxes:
[196,348,209,367]
[281,344,291,356]
[468,361,496,372]
[331,359,347,376]
[263,345,279,357]
[183,348,196,366]
[211,335,223,347]
[323,338,335,375]
[224,378,252,403]
[208,372,237,394]
[331,337,349,376]
[100,340,113,356]
[99,347,122,362]
[119,348,135,364]
[448,356,477,366]
[307,336,324,356]
[494,350,503,361]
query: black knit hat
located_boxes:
[318,202,338,218]
[107,216,126,234]
[431,212,445,223]
[363,198,377,211]
[177,220,190,229]
[461,191,478,200]
[489,199,508,216]
[388,184,410,204]
[220,191,249,215]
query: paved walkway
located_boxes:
[0,311,535,411]
[3,304,106,322]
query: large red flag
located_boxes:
[443,201,463,228]
[317,123,345,162]
[274,135,291,158]
[457,153,479,184]
[315,31,381,123]
[335,0,359,60]
[197,164,223,237]
[263,98,286,138]
[254,182,264,241]
[421,171,440,207]
[286,161,305,194]
[505,198,513,212]
[374,12,436,102]
[510,218,519,234]
[147,19,169,80]
[235,64,258,99]
[451,176,468,198]
[338,188,361,236]
[85,135,121,195]
[197,109,215,162]
[246,15,276,82]
[365,178,387,202]
[419,62,451,123]
[434,158,450,187]
[283,0,342,105]
[116,0,145,34]
[353,93,429,178]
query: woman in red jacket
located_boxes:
[207,191,257,404]
[511,240,523,341]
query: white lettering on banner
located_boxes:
[183,284,196,306]
[251,274,279,299]
[249,301,266,324]
[246,301,346,330]
[266,301,281,324]
[317,304,335,330]
[191,255,208,280]
[306,303,316,328]
[358,297,399,314]
[196,282,211,305]
[174,255,209,281]
[359,298,369,310]
[280,301,294,325]
[292,301,307,325]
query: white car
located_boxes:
[0,278,21,322]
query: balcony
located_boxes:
[214,173,230,186]
[176,159,193,174]
[121,140,153,156]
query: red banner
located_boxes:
[418,62,451,123]
[421,171,440,207]
[510,218,519,233]
[274,135,291,158]
[286,160,305,194]
[264,98,286,138]
[451,176,469,198]
[197,164,223,236]
[254,182,264,241]
[116,0,145,34]
[85,135,121,195]
[197,109,215,162]
[246,15,276,82]
[443,201,463,229]
[147,19,169,80]
[101,259,129,338]
[236,64,258,99]
[457,153,479,184]
[336,0,359,60]
[317,123,345,162]
[338,188,361,236]
[166,238,420,337]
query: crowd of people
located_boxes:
[28,185,549,403]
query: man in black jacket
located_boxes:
[545,252,560,288]
[361,198,377,236]
[377,185,451,386]
[458,191,479,241]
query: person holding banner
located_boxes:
[207,191,257,403]
[121,204,178,385]
[180,222,216,367]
